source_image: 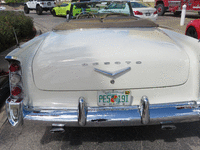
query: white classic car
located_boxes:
[5,1,200,132]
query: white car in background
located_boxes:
[0,6,6,11]
[131,1,158,22]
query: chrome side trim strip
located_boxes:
[5,56,18,60]
[140,96,150,125]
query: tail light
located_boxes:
[54,2,56,4]
[9,63,20,72]
[153,10,157,14]
[41,2,44,5]
[11,86,22,96]
[9,61,23,100]
[6,60,24,126]
[134,11,143,15]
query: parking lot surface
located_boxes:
[1,121,200,150]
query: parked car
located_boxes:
[131,1,158,22]
[52,2,91,17]
[0,6,6,11]
[185,19,200,39]
[98,2,130,14]
[52,2,111,18]
[51,2,71,17]
[24,0,56,15]
[6,1,200,132]
[155,0,200,16]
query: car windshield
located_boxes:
[60,3,68,7]
[54,0,158,30]
[131,2,148,8]
[38,0,54,1]
[70,1,132,19]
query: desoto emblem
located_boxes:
[94,67,131,78]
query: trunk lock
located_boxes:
[110,80,115,84]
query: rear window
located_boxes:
[107,3,126,9]
[131,2,148,8]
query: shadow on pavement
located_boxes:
[40,121,200,147]
[0,76,9,110]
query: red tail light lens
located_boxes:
[9,64,20,72]
[41,2,44,4]
[11,86,22,96]
[134,11,143,15]
[153,10,157,14]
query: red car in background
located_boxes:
[185,19,200,39]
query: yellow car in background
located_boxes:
[51,2,91,18]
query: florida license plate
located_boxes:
[146,13,150,16]
[98,90,132,106]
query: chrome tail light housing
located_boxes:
[6,60,24,126]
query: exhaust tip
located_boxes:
[50,124,65,133]
[50,127,65,133]
[161,125,176,130]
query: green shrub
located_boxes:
[4,0,24,3]
[0,11,33,52]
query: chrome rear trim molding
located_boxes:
[20,100,200,127]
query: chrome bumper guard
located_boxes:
[6,96,200,127]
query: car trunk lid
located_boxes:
[32,28,189,91]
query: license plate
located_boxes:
[98,90,132,106]
[146,13,150,16]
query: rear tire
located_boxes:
[24,5,29,14]
[50,8,53,15]
[156,4,165,16]
[52,10,56,17]
[186,26,198,39]
[36,5,43,15]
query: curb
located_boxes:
[0,27,42,129]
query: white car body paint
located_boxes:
[6,28,200,108]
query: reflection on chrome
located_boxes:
[6,94,200,127]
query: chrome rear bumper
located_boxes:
[6,96,200,127]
